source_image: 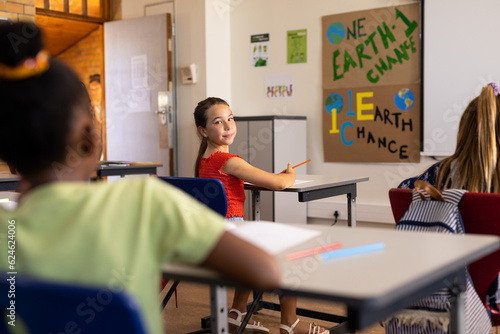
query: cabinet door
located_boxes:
[274,119,307,224]
[248,121,274,221]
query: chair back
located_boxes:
[0,274,147,333]
[158,176,228,217]
[389,188,500,308]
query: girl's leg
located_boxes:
[229,289,251,318]
[280,295,328,334]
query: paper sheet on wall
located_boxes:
[250,33,269,67]
[265,73,293,99]
[131,55,148,89]
[228,221,321,255]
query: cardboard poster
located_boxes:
[287,29,307,64]
[323,84,420,162]
[322,3,421,162]
[251,33,270,67]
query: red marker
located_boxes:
[286,242,342,260]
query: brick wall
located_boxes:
[57,26,103,85]
[56,26,106,159]
[0,0,35,22]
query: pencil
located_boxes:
[280,159,311,173]
[286,242,342,260]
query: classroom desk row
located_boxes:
[0,163,163,191]
[163,223,500,334]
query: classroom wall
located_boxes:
[0,0,35,22]
[121,0,173,19]
[228,0,436,223]
[119,0,437,224]
[57,27,103,85]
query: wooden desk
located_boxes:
[245,175,369,227]
[163,224,500,334]
[95,163,163,180]
[0,173,19,191]
[0,163,163,189]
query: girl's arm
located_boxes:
[222,157,295,190]
[201,231,281,290]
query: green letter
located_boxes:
[386,55,398,70]
[377,22,396,49]
[394,43,409,63]
[364,32,379,55]
[409,35,417,53]
[333,50,344,81]
[366,70,379,83]
[356,43,372,68]
[396,8,418,37]
[347,20,356,40]
[343,50,358,73]
[357,18,367,38]
[374,57,388,76]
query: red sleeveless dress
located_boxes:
[198,151,246,218]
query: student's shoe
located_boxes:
[279,318,330,334]
[228,308,269,334]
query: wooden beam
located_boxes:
[36,8,105,24]
[101,0,111,22]
[44,0,49,10]
[63,0,69,13]
[82,0,88,17]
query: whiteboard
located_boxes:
[423,0,500,156]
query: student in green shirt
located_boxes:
[0,22,280,334]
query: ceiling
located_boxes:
[36,15,99,56]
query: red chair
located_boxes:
[389,188,500,323]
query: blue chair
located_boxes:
[158,177,228,217]
[157,176,228,316]
[0,274,147,333]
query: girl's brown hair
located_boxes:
[436,85,500,192]
[193,97,229,177]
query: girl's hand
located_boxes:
[282,162,296,188]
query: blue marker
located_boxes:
[321,242,385,260]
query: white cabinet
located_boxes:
[232,116,307,224]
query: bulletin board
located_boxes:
[322,3,421,163]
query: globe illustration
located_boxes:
[325,93,344,115]
[394,88,415,111]
[327,22,345,44]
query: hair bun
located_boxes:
[0,22,44,67]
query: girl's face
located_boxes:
[199,104,237,147]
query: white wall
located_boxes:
[122,0,173,18]
[229,0,435,216]
[119,0,437,223]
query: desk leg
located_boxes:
[449,270,466,334]
[347,193,356,228]
[210,284,228,334]
[251,190,261,221]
